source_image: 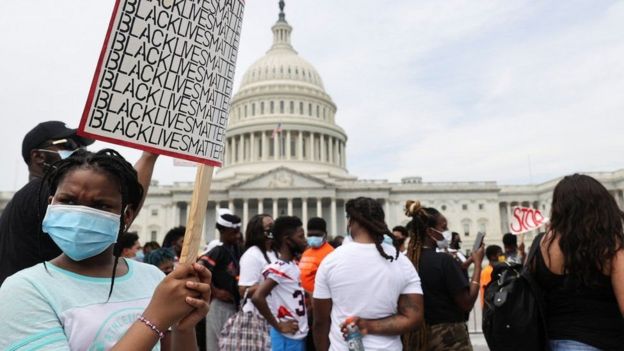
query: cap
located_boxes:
[307,217,327,233]
[22,121,95,164]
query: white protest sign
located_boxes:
[509,206,549,235]
[79,0,245,167]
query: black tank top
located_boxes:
[534,247,624,350]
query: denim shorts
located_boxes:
[549,339,601,351]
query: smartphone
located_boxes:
[472,232,485,253]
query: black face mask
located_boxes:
[396,237,406,246]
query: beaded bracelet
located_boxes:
[137,316,165,339]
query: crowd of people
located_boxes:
[0,121,623,351]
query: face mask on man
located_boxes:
[307,235,325,248]
[42,204,121,261]
[134,249,145,262]
[431,228,452,250]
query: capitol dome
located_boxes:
[217,2,351,181]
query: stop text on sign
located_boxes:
[509,206,548,235]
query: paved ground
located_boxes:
[470,332,490,351]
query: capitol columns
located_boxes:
[243,199,249,226]
[320,134,326,162]
[250,133,256,162]
[228,200,234,212]
[258,198,264,213]
[262,131,268,160]
[302,198,308,226]
[328,137,334,164]
[297,131,304,160]
[272,198,279,218]
[316,198,322,217]
[287,198,293,215]
[286,131,292,160]
[331,198,337,237]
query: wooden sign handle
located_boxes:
[179,165,214,264]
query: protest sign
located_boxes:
[509,206,548,235]
[79,0,245,167]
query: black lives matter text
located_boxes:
[84,0,244,163]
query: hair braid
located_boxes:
[345,197,398,261]
[401,200,442,350]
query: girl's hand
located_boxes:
[176,263,212,331]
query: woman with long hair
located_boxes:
[534,174,624,350]
[402,200,484,351]
[0,149,210,350]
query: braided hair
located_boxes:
[41,148,144,300]
[244,214,274,263]
[402,200,442,350]
[345,197,398,261]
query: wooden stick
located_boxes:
[179,165,214,264]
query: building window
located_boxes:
[462,221,470,236]
[151,209,158,216]
[289,101,294,114]
[441,205,447,211]
[244,105,248,117]
[280,101,284,114]
[478,221,487,234]
[299,102,303,115]
[478,203,484,210]
[270,101,274,114]
[308,103,312,116]
[316,105,320,117]
[150,230,157,241]
[462,204,468,211]
[252,103,256,116]
[261,102,265,114]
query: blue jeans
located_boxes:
[549,340,601,351]
[270,328,305,351]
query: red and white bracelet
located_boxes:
[137,315,165,339]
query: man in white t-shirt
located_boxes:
[313,197,424,351]
[252,216,309,351]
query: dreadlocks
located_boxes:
[402,200,441,350]
[41,148,143,300]
[345,197,398,261]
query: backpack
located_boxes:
[482,233,548,351]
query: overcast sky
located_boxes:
[1,0,623,191]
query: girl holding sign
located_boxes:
[0,149,210,350]
[534,174,624,350]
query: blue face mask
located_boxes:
[42,204,121,261]
[307,236,325,248]
[134,249,145,262]
[383,234,394,245]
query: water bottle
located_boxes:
[344,317,365,351]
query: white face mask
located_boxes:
[432,229,452,250]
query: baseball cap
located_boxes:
[22,121,94,164]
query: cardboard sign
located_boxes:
[79,0,245,167]
[509,206,548,235]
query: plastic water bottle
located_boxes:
[344,317,365,351]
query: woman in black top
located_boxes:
[403,200,484,351]
[534,174,624,350]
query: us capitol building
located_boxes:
[3,6,622,250]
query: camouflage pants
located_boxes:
[426,322,473,351]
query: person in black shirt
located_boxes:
[199,209,243,351]
[402,200,484,351]
[0,121,94,285]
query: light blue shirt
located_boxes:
[0,259,164,350]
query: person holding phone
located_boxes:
[402,200,485,351]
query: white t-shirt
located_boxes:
[239,246,278,313]
[262,260,309,340]
[0,259,164,350]
[314,242,423,351]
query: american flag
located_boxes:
[271,122,283,138]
